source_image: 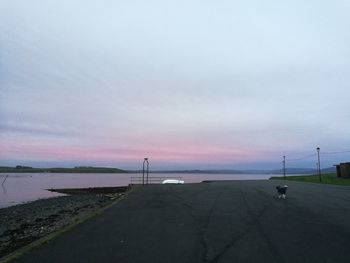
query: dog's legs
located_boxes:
[282,194,286,199]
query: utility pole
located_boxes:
[317,147,321,182]
[283,156,286,179]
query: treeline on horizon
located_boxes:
[0,165,127,173]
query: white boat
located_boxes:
[162,179,184,184]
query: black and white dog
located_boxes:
[276,185,288,199]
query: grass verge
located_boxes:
[270,173,350,186]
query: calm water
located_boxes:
[0,173,270,208]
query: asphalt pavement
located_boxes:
[12,180,350,263]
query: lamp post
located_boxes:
[283,156,286,179]
[317,147,321,182]
[142,158,149,185]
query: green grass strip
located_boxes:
[270,173,350,186]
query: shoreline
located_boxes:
[0,187,129,260]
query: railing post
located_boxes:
[143,158,149,185]
[142,161,145,185]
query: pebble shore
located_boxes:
[0,190,125,259]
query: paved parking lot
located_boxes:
[13,180,350,263]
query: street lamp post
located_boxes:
[283,156,286,179]
[317,147,321,182]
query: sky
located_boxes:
[1,0,350,170]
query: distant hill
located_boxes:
[127,167,336,175]
[268,167,336,175]
[127,169,271,174]
[321,167,337,173]
[0,166,127,173]
[2,165,335,175]
[155,169,246,174]
[127,169,250,174]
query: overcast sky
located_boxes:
[1,0,350,170]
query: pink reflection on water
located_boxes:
[0,173,270,208]
[0,173,132,208]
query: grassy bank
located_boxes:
[270,173,350,186]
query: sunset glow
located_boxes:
[1,0,350,170]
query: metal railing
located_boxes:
[130,176,183,185]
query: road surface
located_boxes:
[12,180,350,263]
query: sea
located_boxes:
[0,173,271,208]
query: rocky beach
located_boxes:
[0,187,129,260]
